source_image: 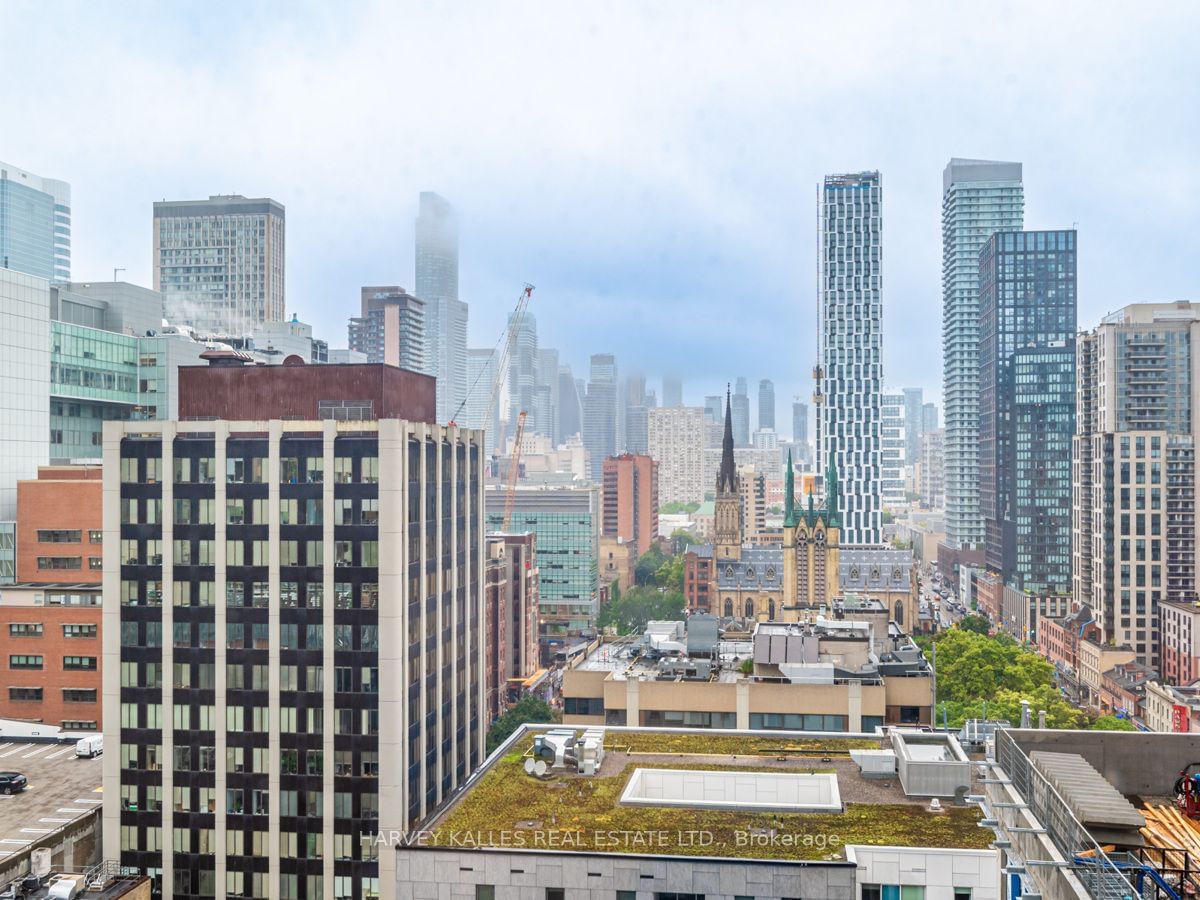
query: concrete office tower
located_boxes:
[880,390,907,508]
[623,374,648,454]
[648,406,706,506]
[0,269,51,519]
[920,429,945,510]
[704,395,723,424]
[601,453,659,559]
[414,192,468,424]
[507,311,538,430]
[922,402,939,434]
[817,171,884,545]
[758,379,776,431]
[792,399,810,464]
[941,158,1024,550]
[153,194,285,335]
[662,375,683,407]
[731,378,750,447]
[582,354,617,482]
[557,366,582,440]
[465,349,500,455]
[536,348,560,444]
[103,361,485,900]
[0,161,70,282]
[1075,302,1200,666]
[902,388,924,466]
[485,486,598,660]
[980,230,1076,596]
[348,286,426,371]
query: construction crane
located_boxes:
[501,410,527,531]
[448,283,534,431]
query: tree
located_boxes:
[635,544,669,586]
[669,528,699,554]
[487,695,558,753]
[958,614,991,636]
[596,586,685,635]
[1091,714,1137,732]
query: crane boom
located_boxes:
[448,283,534,432]
[502,410,527,531]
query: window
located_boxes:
[546,892,565,900]
[38,556,81,570]
[9,687,42,701]
[862,888,925,900]
[63,624,97,639]
[63,688,97,703]
[10,655,43,670]
[953,891,972,900]
[37,529,81,543]
[9,624,43,637]
[476,888,495,900]
[64,656,98,671]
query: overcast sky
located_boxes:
[5,1,1199,429]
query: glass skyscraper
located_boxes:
[415,192,468,424]
[0,161,70,282]
[978,230,1076,595]
[941,158,1023,550]
[817,171,883,545]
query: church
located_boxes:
[686,390,918,628]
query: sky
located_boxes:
[4,1,1199,431]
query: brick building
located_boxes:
[0,582,102,728]
[683,544,714,614]
[1101,660,1158,718]
[600,453,658,560]
[17,465,103,583]
[1160,599,1200,685]
[1036,604,1100,674]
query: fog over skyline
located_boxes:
[4,0,1199,422]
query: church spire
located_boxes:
[825,455,840,526]
[717,384,737,494]
[783,447,797,527]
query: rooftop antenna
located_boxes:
[113,267,125,283]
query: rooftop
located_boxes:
[0,741,102,864]
[427,726,990,861]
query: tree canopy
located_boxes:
[597,585,685,635]
[486,695,558,753]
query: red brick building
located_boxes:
[17,466,103,583]
[684,544,715,613]
[1036,604,1100,674]
[484,533,540,720]
[1101,660,1158,718]
[601,454,658,560]
[1160,600,1200,685]
[0,583,102,729]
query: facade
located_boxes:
[0,161,70,282]
[817,171,883,545]
[102,364,486,899]
[979,230,1076,596]
[1100,660,1158,717]
[16,465,102,583]
[902,387,924,466]
[1160,599,1200,686]
[923,401,938,434]
[920,429,945,510]
[880,390,907,508]
[490,533,539,695]
[0,268,51,520]
[506,311,538,433]
[0,582,101,728]
[462,349,499,455]
[1074,303,1200,665]
[582,354,617,483]
[483,544,507,724]
[661,374,682,407]
[792,397,810,463]
[757,378,775,430]
[646,405,705,506]
[1035,604,1099,678]
[941,158,1024,551]
[1076,638,1138,712]
[600,454,658,560]
[414,192,467,425]
[348,286,425,372]
[536,348,561,445]
[485,486,598,660]
[731,378,750,446]
[153,195,285,335]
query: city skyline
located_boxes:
[3,3,1198,410]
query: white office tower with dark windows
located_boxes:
[103,360,486,900]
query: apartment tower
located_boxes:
[414,192,468,425]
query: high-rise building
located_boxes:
[1075,302,1200,666]
[880,390,907,508]
[536,348,560,444]
[941,158,1024,550]
[0,268,51,519]
[103,360,485,899]
[704,395,723,424]
[731,378,750,447]
[414,192,467,424]
[792,398,810,463]
[647,407,706,507]
[920,429,945,510]
[662,375,683,407]
[980,230,1076,596]
[507,311,538,430]
[557,366,581,440]
[464,349,500,455]
[817,171,883,545]
[623,374,648,454]
[601,453,658,559]
[757,379,775,431]
[902,388,924,466]
[486,486,598,660]
[153,194,286,335]
[348,286,426,372]
[0,161,70,282]
[922,402,939,435]
[582,354,617,482]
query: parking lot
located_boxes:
[0,743,103,860]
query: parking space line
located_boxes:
[19,828,52,834]
[39,818,71,824]
[0,747,25,758]
[57,808,87,814]
[0,839,28,845]
[73,798,102,804]
[21,746,51,759]
[0,744,12,751]
[46,747,75,760]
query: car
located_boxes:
[0,772,27,794]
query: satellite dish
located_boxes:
[524,758,536,775]
[533,760,548,777]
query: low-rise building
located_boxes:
[16,465,103,583]
[1077,639,1139,712]
[1143,679,1200,732]
[1100,660,1158,718]
[998,585,1070,645]
[598,535,636,594]
[563,616,933,731]
[1159,599,1200,686]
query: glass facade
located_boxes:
[978,229,1076,595]
[0,163,70,282]
[0,269,51,520]
[50,322,139,461]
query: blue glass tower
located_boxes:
[0,161,70,282]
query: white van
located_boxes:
[75,735,102,758]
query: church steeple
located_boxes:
[825,456,840,527]
[716,385,738,494]
[783,447,798,528]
